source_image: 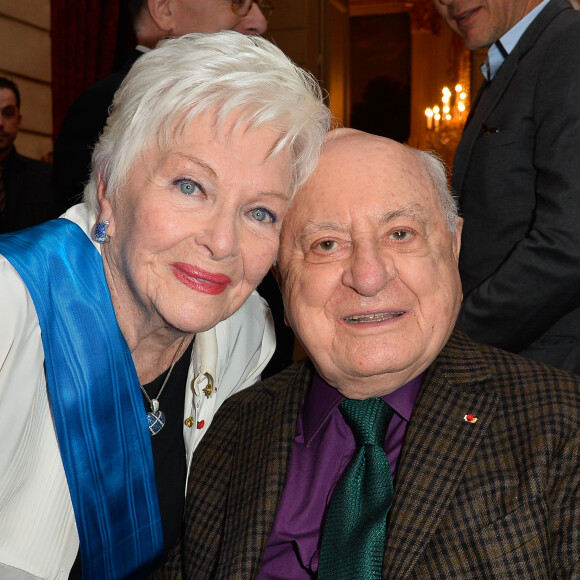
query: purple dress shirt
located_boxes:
[258,372,423,579]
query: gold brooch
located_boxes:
[202,372,215,398]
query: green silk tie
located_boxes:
[318,397,394,580]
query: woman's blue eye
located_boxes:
[177,179,202,196]
[250,208,276,223]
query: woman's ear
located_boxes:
[97,174,116,237]
[271,261,281,287]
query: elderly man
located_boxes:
[433,0,580,374]
[153,129,579,579]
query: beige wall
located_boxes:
[266,0,351,128]
[0,0,52,161]
[0,0,490,164]
[265,0,467,148]
[266,0,321,78]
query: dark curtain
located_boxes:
[51,0,134,141]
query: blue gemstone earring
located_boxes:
[92,220,110,244]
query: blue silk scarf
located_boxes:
[0,219,163,579]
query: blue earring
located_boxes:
[92,220,110,244]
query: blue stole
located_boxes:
[0,219,164,579]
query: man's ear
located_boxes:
[147,0,175,34]
[271,261,282,288]
[453,216,463,262]
[270,264,291,327]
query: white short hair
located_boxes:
[410,148,459,234]
[84,31,331,213]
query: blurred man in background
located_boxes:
[434,0,580,374]
[0,77,53,234]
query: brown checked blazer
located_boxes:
[151,330,580,579]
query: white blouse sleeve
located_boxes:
[0,256,79,579]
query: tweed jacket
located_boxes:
[453,0,580,374]
[152,330,579,579]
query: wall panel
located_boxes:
[0,0,52,160]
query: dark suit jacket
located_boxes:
[454,0,580,374]
[151,330,580,579]
[0,148,55,234]
[52,49,143,213]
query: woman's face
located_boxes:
[99,111,292,339]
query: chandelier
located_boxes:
[424,83,469,167]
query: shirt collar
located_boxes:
[302,370,423,446]
[481,0,550,80]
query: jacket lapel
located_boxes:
[383,331,498,579]
[452,57,518,198]
[225,361,313,578]
[452,0,568,198]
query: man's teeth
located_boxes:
[344,312,404,323]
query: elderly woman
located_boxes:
[0,32,330,579]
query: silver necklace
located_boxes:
[141,336,187,436]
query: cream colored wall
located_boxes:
[266,0,321,78]
[0,0,52,161]
[266,0,350,127]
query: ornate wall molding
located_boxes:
[404,0,441,34]
[349,0,441,33]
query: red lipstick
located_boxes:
[170,262,231,295]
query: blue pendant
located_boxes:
[147,409,166,435]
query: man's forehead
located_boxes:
[322,128,413,162]
[285,130,443,238]
[315,135,427,191]
[294,163,437,225]
[0,88,18,106]
[301,201,430,228]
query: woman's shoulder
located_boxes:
[0,256,38,336]
[62,203,99,244]
[0,256,44,389]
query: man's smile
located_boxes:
[343,311,405,324]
